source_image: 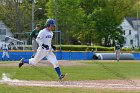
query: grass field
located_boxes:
[0,61,140,93]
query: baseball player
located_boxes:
[2,44,10,61]
[19,19,65,80]
[30,24,41,58]
[115,42,121,62]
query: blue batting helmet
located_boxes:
[46,19,56,27]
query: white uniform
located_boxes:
[28,28,59,68]
[2,45,10,58]
[115,43,121,62]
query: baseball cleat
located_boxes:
[19,58,24,68]
[59,73,67,80]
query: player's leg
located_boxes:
[116,50,120,62]
[31,40,38,58]
[117,50,120,62]
[29,47,46,65]
[5,52,10,61]
[19,47,46,67]
[46,52,65,80]
[116,50,118,61]
[2,52,6,61]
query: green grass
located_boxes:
[1,61,140,93]
[1,61,140,80]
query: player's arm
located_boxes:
[114,46,116,51]
[36,32,49,50]
[30,30,35,39]
[36,32,43,46]
[120,44,122,53]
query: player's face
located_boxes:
[49,25,55,31]
[36,27,40,30]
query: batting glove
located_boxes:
[42,44,49,50]
[51,44,56,50]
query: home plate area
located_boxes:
[1,79,140,90]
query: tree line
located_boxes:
[0,0,139,46]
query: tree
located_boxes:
[0,0,139,46]
[78,0,107,45]
[92,0,133,46]
[0,0,48,39]
[34,0,49,27]
[0,0,32,34]
[46,0,85,44]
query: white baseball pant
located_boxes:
[2,51,10,58]
[29,47,59,68]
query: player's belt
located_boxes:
[42,46,49,50]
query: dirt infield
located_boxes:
[0,60,86,67]
[0,60,139,67]
[1,79,140,90]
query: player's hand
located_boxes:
[42,44,49,50]
[51,44,56,50]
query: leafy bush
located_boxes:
[58,45,114,51]
[11,45,139,52]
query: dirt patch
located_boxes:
[0,60,86,67]
[1,80,140,90]
[0,60,140,67]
